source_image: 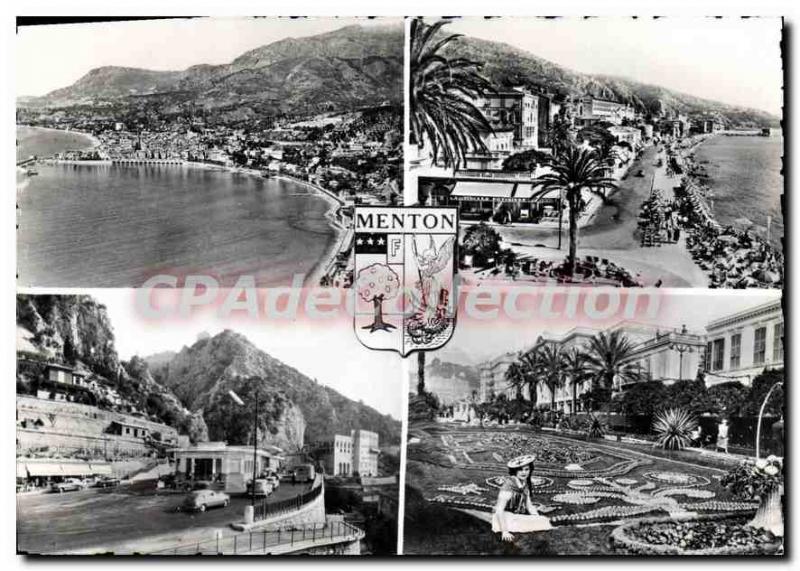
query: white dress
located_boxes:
[492,477,552,533]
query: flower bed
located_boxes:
[643,471,710,488]
[611,513,781,555]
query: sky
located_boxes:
[86,289,405,420]
[16,17,401,97]
[17,17,782,116]
[444,17,783,116]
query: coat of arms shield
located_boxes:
[353,207,458,357]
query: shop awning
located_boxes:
[16,463,28,478]
[90,464,113,475]
[450,181,515,200]
[25,463,64,477]
[61,463,94,477]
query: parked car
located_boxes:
[50,478,86,493]
[182,490,230,512]
[94,476,121,488]
[246,479,274,497]
[264,474,280,489]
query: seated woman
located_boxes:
[493,454,552,542]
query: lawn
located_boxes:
[404,422,758,555]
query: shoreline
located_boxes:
[271,174,352,287]
[665,135,783,287]
[18,124,101,150]
[19,125,352,287]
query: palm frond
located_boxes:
[652,408,697,450]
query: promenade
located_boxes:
[465,144,709,287]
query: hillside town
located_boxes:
[17,103,402,205]
[410,19,783,289]
[17,102,401,289]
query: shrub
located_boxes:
[586,413,607,439]
[721,456,784,500]
[652,408,696,450]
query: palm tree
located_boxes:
[584,330,643,393]
[547,112,575,158]
[518,349,541,412]
[534,343,565,413]
[562,348,590,415]
[504,361,527,401]
[536,146,618,277]
[410,18,495,169]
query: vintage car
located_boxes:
[50,478,87,493]
[182,489,230,512]
[94,476,121,488]
[245,479,274,497]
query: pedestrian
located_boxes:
[770,415,784,456]
[654,278,663,288]
[493,454,552,542]
[716,418,730,454]
[690,425,703,447]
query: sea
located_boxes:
[693,131,784,251]
[16,126,338,287]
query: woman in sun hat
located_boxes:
[492,454,552,542]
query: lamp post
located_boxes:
[669,324,694,381]
[755,381,783,460]
[228,389,259,509]
[557,186,564,250]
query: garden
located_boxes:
[404,423,783,555]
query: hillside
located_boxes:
[16,294,207,442]
[445,34,780,127]
[146,330,401,449]
[20,24,403,116]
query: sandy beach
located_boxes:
[271,175,352,286]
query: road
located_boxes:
[17,482,312,554]
[464,144,708,287]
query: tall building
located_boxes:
[575,96,635,126]
[316,429,380,478]
[478,352,519,402]
[472,89,539,150]
[704,300,784,387]
[352,429,379,477]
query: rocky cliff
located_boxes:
[148,330,400,448]
[16,294,206,442]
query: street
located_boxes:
[461,144,709,287]
[17,482,312,554]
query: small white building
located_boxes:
[174,442,285,493]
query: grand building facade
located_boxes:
[703,300,784,387]
[475,300,783,414]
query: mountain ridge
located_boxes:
[445,33,780,126]
[18,24,404,115]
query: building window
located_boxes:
[712,338,725,372]
[730,334,741,370]
[754,327,767,365]
[705,342,713,371]
[773,323,784,362]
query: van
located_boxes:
[292,464,315,483]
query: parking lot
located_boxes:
[17,481,312,554]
